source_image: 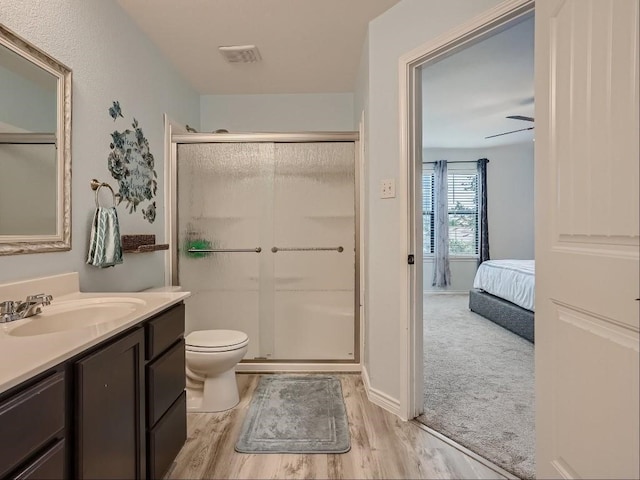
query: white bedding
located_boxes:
[473,259,535,312]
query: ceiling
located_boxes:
[421,17,535,148]
[116,0,401,94]
[116,1,533,148]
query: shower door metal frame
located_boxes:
[169,131,361,366]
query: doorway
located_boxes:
[401,1,640,479]
[399,0,536,478]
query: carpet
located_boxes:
[235,375,351,454]
[416,293,535,479]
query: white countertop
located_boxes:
[0,273,190,395]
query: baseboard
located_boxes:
[361,366,401,416]
[237,363,361,373]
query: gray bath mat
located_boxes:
[235,375,350,454]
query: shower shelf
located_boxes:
[121,234,169,254]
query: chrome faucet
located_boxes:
[0,293,53,323]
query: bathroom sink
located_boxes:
[7,297,147,337]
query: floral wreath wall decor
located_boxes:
[107,101,157,223]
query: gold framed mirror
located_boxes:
[0,24,71,255]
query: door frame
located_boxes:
[162,114,186,287]
[398,0,535,420]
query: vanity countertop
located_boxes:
[0,273,190,395]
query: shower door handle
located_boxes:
[271,246,344,253]
[187,247,262,253]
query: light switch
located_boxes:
[380,178,396,199]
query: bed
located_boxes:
[469,259,535,343]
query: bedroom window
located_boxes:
[423,167,479,256]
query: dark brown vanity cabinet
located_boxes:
[74,302,187,480]
[75,328,146,480]
[0,301,186,480]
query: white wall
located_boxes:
[200,93,355,133]
[484,142,535,259]
[422,142,535,292]
[0,0,200,291]
[423,258,479,292]
[360,0,503,406]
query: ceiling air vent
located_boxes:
[218,45,262,63]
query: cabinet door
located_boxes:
[13,439,65,480]
[148,392,186,480]
[147,339,185,427]
[145,303,185,360]
[0,372,65,478]
[75,328,145,479]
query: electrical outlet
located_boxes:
[380,178,396,199]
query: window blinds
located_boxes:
[423,166,479,256]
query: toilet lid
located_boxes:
[186,330,248,350]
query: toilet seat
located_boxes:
[186,330,249,353]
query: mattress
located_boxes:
[472,259,535,312]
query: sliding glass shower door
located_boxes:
[176,140,355,362]
[177,143,272,358]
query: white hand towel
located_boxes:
[87,206,123,268]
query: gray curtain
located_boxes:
[432,160,451,287]
[477,158,490,265]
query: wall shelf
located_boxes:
[121,234,169,254]
[305,214,354,220]
[123,244,169,254]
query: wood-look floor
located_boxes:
[167,374,506,480]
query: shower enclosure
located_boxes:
[170,132,358,365]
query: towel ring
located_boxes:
[90,179,118,208]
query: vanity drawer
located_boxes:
[147,339,185,426]
[148,391,187,480]
[0,372,65,478]
[12,439,65,480]
[146,303,185,360]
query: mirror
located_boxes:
[0,24,71,255]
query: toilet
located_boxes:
[184,329,249,412]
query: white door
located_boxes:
[535,1,639,479]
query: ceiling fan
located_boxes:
[485,115,534,139]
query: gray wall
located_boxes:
[423,142,535,292]
[200,93,355,133]
[0,0,200,291]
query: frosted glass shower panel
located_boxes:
[175,140,356,362]
[272,143,355,360]
[177,143,274,358]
